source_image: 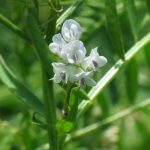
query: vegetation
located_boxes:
[0,0,150,150]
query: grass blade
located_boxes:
[125,59,138,103]
[146,0,150,15]
[105,0,125,60]
[0,55,44,115]
[0,14,30,43]
[144,43,150,70]
[123,0,138,41]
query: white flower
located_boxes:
[49,33,66,56]
[49,19,108,87]
[82,47,107,71]
[75,71,96,87]
[51,62,78,83]
[61,19,82,42]
[62,40,86,64]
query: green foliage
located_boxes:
[0,55,44,115]
[105,0,125,60]
[0,0,150,150]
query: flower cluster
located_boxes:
[49,19,107,87]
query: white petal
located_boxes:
[53,74,61,83]
[49,43,59,54]
[52,62,66,73]
[82,56,91,70]
[97,56,107,67]
[63,40,86,64]
[52,33,65,45]
[61,19,82,42]
[90,47,98,56]
[49,34,66,55]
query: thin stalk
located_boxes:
[78,32,150,118]
[46,0,61,43]
[66,98,150,141]
[43,70,58,150]
[0,14,30,43]
[63,83,73,116]
[44,1,61,149]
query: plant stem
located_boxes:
[42,70,58,150]
[46,0,61,43]
[63,83,73,116]
[66,98,150,141]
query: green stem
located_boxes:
[46,0,61,43]
[78,32,150,118]
[0,14,30,43]
[66,98,150,141]
[63,83,73,117]
[44,1,61,149]
[43,70,58,150]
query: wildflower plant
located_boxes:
[49,19,107,115]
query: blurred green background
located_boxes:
[0,0,150,150]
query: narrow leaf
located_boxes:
[126,59,138,103]
[123,0,138,41]
[0,55,45,115]
[0,14,30,43]
[144,44,150,70]
[105,0,125,60]
[97,93,110,117]
[146,0,150,15]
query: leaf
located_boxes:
[146,0,150,15]
[0,55,45,116]
[144,44,150,70]
[125,59,138,104]
[0,14,30,43]
[97,93,110,117]
[105,0,125,60]
[123,0,138,41]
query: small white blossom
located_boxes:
[75,72,96,87]
[62,40,86,64]
[49,33,66,56]
[51,62,78,84]
[82,47,107,71]
[61,19,82,42]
